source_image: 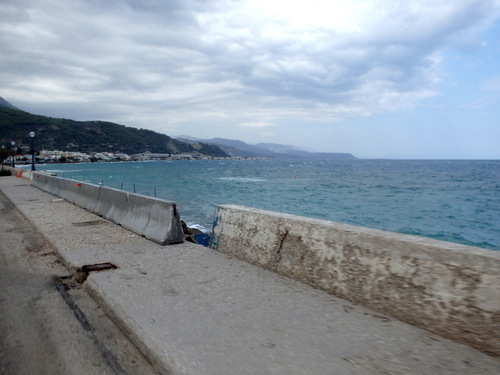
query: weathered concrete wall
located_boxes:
[210,204,500,356]
[29,171,184,245]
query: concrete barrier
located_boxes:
[6,167,35,181]
[210,204,500,356]
[59,178,81,204]
[60,179,100,212]
[20,169,30,180]
[32,173,64,197]
[122,194,184,245]
[94,186,130,224]
[28,173,184,245]
[17,169,27,179]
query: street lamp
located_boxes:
[11,141,15,168]
[29,132,36,171]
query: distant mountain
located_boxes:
[177,136,357,160]
[0,97,20,110]
[177,137,276,158]
[0,96,354,160]
[254,142,304,154]
[0,107,228,157]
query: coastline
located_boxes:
[17,159,500,252]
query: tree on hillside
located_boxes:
[1,147,14,174]
[0,148,10,165]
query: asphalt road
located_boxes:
[0,189,159,375]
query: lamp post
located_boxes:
[11,141,15,168]
[29,132,36,171]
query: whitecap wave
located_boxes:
[45,169,83,173]
[216,177,266,182]
[186,222,210,233]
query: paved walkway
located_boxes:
[1,175,499,375]
[0,181,158,375]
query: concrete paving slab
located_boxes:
[1,175,499,375]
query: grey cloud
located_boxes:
[222,5,488,105]
[1,0,499,138]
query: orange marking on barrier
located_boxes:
[16,170,23,178]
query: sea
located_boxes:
[35,159,500,251]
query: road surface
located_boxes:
[0,189,159,375]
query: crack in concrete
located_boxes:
[276,230,289,265]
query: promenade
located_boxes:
[1,175,499,374]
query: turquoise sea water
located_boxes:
[37,159,500,251]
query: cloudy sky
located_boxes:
[1,0,500,159]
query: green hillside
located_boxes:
[0,108,227,157]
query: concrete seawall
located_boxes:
[211,204,500,356]
[8,167,500,356]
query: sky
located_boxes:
[1,0,500,159]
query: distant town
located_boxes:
[3,150,262,166]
